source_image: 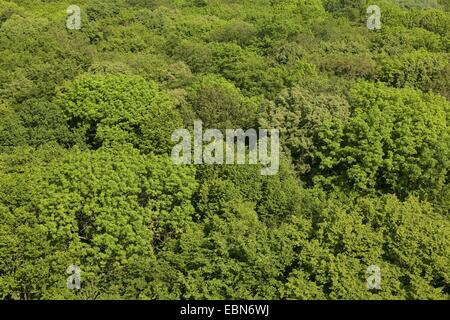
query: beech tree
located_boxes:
[0,0,448,300]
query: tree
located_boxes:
[56,74,182,154]
[186,74,258,129]
[0,144,197,299]
[377,50,449,96]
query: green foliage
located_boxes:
[0,144,197,299]
[0,0,448,300]
[262,82,449,203]
[325,83,447,199]
[259,85,351,178]
[56,74,181,153]
[0,12,94,103]
[372,26,444,54]
[377,50,449,96]
[186,74,258,128]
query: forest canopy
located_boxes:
[0,0,448,300]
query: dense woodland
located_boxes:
[0,0,449,299]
